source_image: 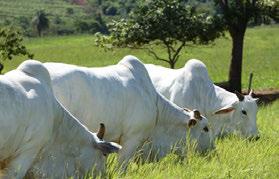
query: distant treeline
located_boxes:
[0,0,276,37]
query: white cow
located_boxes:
[0,60,121,179]
[146,59,259,139]
[44,55,212,167]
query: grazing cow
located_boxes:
[145,59,259,139]
[44,55,213,168]
[0,60,121,179]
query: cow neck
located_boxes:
[155,92,189,126]
[180,67,238,116]
[206,85,238,114]
[51,101,93,147]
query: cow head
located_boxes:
[184,108,215,153]
[76,123,122,176]
[94,123,122,156]
[213,90,259,139]
[27,123,122,178]
[74,123,122,175]
[141,108,213,161]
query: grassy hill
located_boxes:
[0,0,86,23]
[0,0,89,36]
[0,0,137,36]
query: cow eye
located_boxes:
[241,110,247,115]
[203,126,209,132]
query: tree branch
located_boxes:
[147,48,169,63]
[163,40,173,64]
[173,41,186,64]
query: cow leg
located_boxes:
[5,148,39,179]
[118,136,143,171]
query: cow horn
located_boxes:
[97,123,105,140]
[235,91,244,101]
[249,89,253,96]
[193,109,202,120]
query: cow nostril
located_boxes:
[203,126,209,132]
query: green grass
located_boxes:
[2,25,279,178]
[5,25,279,90]
[111,100,279,179]
[103,101,279,179]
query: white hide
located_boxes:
[0,60,120,179]
[145,59,259,139]
[44,55,211,166]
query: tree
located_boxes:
[66,7,74,15]
[0,28,33,73]
[32,10,50,37]
[214,0,278,92]
[96,0,224,69]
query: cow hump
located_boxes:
[17,60,52,87]
[118,55,150,79]
[184,59,209,80]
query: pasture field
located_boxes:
[3,25,279,178]
[5,25,279,89]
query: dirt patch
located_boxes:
[243,88,279,106]
[215,82,279,106]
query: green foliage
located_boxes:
[88,0,138,17]
[96,0,225,68]
[215,0,278,30]
[66,7,74,15]
[32,10,50,36]
[0,27,33,73]
[17,16,31,30]
[260,0,279,23]
[53,16,64,25]
[74,17,107,34]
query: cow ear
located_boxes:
[214,106,235,115]
[96,141,122,155]
[235,91,244,101]
[188,119,197,128]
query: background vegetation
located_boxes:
[1,0,276,37]
[0,0,138,36]
[5,25,278,90]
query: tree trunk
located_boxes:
[169,60,175,69]
[228,28,246,93]
[38,29,41,37]
[37,26,41,37]
[0,63,3,74]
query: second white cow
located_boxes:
[44,55,213,168]
[146,59,259,139]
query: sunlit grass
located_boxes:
[4,25,279,90]
[97,101,279,179]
